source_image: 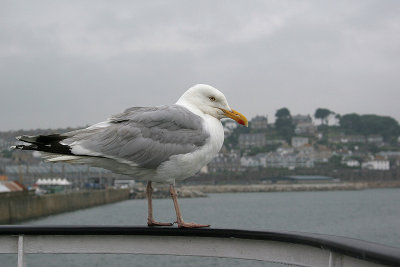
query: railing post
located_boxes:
[18,235,25,267]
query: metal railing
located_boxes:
[1,226,399,267]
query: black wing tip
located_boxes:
[12,134,71,155]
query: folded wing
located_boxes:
[57,105,209,169]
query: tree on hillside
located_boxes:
[360,115,400,142]
[339,113,362,134]
[274,107,294,142]
[314,108,334,125]
[339,113,400,142]
[275,108,291,119]
[335,114,341,123]
[224,122,250,148]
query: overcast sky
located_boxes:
[1,0,399,131]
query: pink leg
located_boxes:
[170,184,210,228]
[147,181,173,227]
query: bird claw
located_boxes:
[177,221,210,228]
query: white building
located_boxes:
[362,160,390,170]
[265,152,314,169]
[291,137,309,148]
[367,135,384,145]
[297,144,314,155]
[277,146,294,155]
[342,135,366,144]
[240,154,267,168]
[343,159,360,168]
[207,152,242,173]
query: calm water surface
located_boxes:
[2,188,400,266]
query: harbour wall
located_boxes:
[187,168,400,184]
[132,181,400,199]
[183,181,400,194]
[0,188,130,224]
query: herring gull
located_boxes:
[13,84,248,228]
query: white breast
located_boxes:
[153,114,224,183]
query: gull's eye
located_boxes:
[209,96,216,101]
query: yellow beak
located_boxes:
[220,108,248,127]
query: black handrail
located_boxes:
[1,226,399,266]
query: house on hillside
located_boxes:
[292,114,316,136]
[313,145,332,163]
[342,135,366,144]
[342,159,361,168]
[265,152,314,169]
[250,116,268,130]
[207,151,241,173]
[295,154,314,168]
[265,139,286,146]
[292,114,312,125]
[297,144,314,156]
[361,157,390,170]
[295,122,317,135]
[362,160,389,170]
[276,146,294,155]
[377,152,400,168]
[329,135,342,144]
[238,133,266,149]
[378,151,400,158]
[291,137,309,148]
[367,135,384,146]
[240,153,267,169]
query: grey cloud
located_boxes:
[1,0,399,130]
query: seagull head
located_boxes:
[176,84,248,127]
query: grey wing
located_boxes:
[62,105,209,169]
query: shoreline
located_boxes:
[184,182,400,193]
[131,181,400,199]
[183,181,400,194]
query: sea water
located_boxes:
[2,188,400,266]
